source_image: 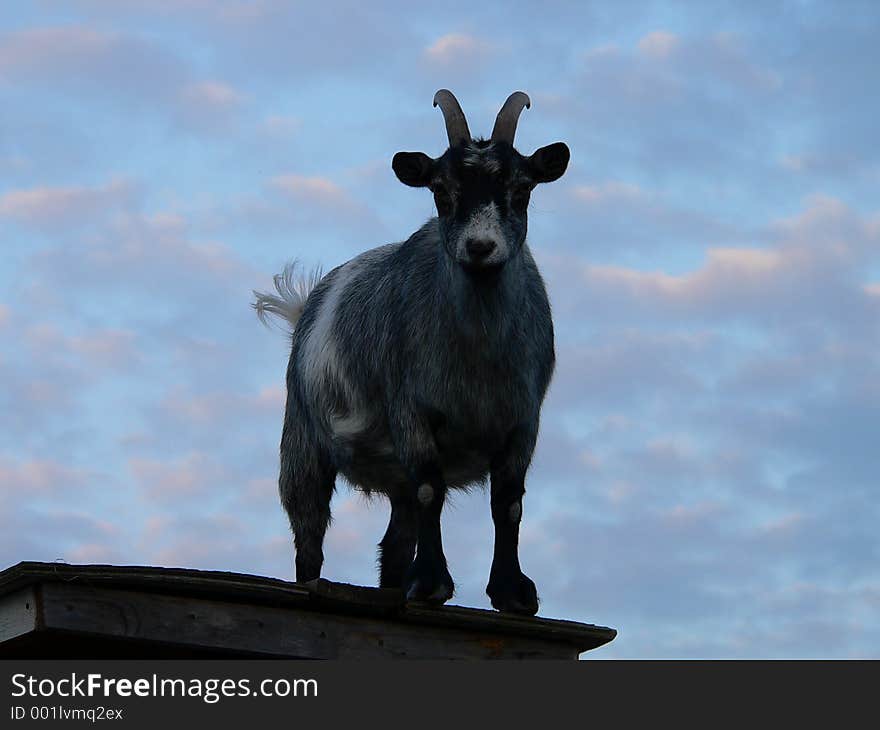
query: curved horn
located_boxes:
[491,91,531,144]
[433,89,471,146]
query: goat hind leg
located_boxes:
[280,449,335,584]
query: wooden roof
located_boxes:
[0,561,616,659]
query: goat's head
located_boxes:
[393,90,569,274]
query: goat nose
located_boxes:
[465,238,496,259]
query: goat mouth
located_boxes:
[459,259,506,280]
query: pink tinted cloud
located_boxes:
[66,542,123,564]
[1,25,240,131]
[267,174,383,233]
[128,451,224,500]
[0,457,91,495]
[0,180,134,229]
[271,174,357,209]
[574,181,644,204]
[261,114,301,137]
[661,501,724,528]
[637,31,680,59]
[30,208,258,295]
[0,26,116,76]
[548,195,876,323]
[138,513,290,574]
[584,245,792,305]
[23,322,138,370]
[424,33,493,67]
[175,80,245,129]
[0,25,184,102]
[633,29,779,92]
[180,80,242,108]
[157,385,283,425]
[69,329,137,368]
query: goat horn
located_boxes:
[433,89,471,146]
[491,91,531,145]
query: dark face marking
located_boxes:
[393,140,569,272]
[431,142,534,271]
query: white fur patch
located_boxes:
[417,484,434,506]
[509,501,522,523]
[461,202,504,244]
[301,265,353,400]
[301,244,397,436]
[458,202,507,265]
[252,261,323,332]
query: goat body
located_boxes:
[255,91,569,613]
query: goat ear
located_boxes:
[529,142,570,183]
[392,152,434,188]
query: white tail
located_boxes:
[252,261,323,333]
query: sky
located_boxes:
[1,1,878,658]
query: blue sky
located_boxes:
[1,1,878,657]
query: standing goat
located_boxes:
[254,90,569,614]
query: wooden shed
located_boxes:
[0,561,615,659]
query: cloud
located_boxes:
[28,205,258,307]
[0,26,117,77]
[180,80,242,108]
[0,180,135,230]
[251,173,389,245]
[424,33,493,67]
[0,25,246,135]
[544,195,879,331]
[632,29,779,91]
[128,451,225,501]
[0,457,92,496]
[549,330,710,411]
[637,30,680,59]
[559,180,744,255]
[157,385,283,426]
[175,80,244,129]
[0,26,183,102]
[22,323,139,370]
[573,181,643,204]
[261,114,301,137]
[271,174,355,209]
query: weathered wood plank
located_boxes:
[0,562,312,607]
[0,586,39,643]
[304,577,404,612]
[39,583,575,659]
[402,603,614,650]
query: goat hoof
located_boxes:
[487,571,539,616]
[404,559,454,604]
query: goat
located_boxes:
[253,90,569,614]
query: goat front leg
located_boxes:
[389,401,454,604]
[486,421,539,615]
[378,493,418,589]
[404,463,454,603]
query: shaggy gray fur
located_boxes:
[253,90,568,614]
